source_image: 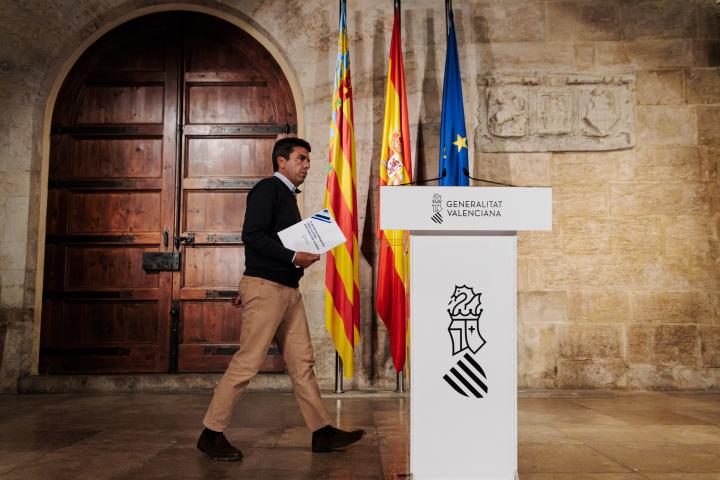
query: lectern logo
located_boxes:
[442,285,489,399]
[447,286,486,355]
[431,193,443,224]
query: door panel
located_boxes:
[70,138,163,178]
[62,302,160,344]
[41,12,296,374]
[187,85,278,124]
[99,39,166,72]
[67,192,162,232]
[76,86,165,124]
[65,247,160,288]
[178,301,280,372]
[182,247,245,288]
[41,13,179,373]
[176,13,295,372]
[185,191,248,232]
[185,137,275,177]
[185,37,258,75]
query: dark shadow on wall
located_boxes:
[702,4,720,66]
[467,4,504,185]
[309,7,335,383]
[359,11,386,267]
[313,9,331,136]
[0,317,6,373]
[415,9,442,183]
[469,7,489,44]
[352,8,372,389]
[359,10,387,384]
[470,0,512,191]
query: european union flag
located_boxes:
[438,6,469,187]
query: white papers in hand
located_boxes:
[278,208,347,254]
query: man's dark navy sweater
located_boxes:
[242,176,303,288]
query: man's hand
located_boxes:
[230,294,242,310]
[293,252,320,268]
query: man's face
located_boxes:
[277,147,310,187]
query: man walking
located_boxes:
[197,138,364,461]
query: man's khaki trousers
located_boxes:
[202,275,332,433]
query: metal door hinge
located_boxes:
[204,290,237,299]
[142,252,180,271]
[174,233,195,249]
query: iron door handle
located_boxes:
[174,233,195,249]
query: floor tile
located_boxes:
[518,445,631,474]
[1,391,720,478]
[589,443,720,473]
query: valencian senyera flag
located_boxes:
[325,0,360,379]
[439,1,469,186]
[377,0,412,373]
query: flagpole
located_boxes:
[394,0,405,396]
[335,352,344,393]
[445,0,451,36]
[330,0,347,395]
[334,0,345,396]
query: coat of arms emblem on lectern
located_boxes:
[430,193,443,224]
[442,285,489,398]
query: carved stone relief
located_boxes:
[475,74,635,152]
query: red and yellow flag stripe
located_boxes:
[325,0,360,379]
[377,3,412,373]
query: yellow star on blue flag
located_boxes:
[452,134,467,152]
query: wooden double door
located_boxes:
[41,12,294,373]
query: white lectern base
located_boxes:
[380,185,551,479]
[410,233,518,480]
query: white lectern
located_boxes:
[380,186,552,480]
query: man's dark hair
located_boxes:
[272,137,311,172]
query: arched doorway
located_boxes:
[41,12,295,374]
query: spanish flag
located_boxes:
[324,0,360,379]
[377,0,412,373]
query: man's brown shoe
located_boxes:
[197,429,243,461]
[312,425,365,452]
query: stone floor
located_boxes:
[1,391,720,479]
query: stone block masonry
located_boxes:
[1,0,720,391]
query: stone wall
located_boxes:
[0,0,718,391]
[472,1,720,389]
